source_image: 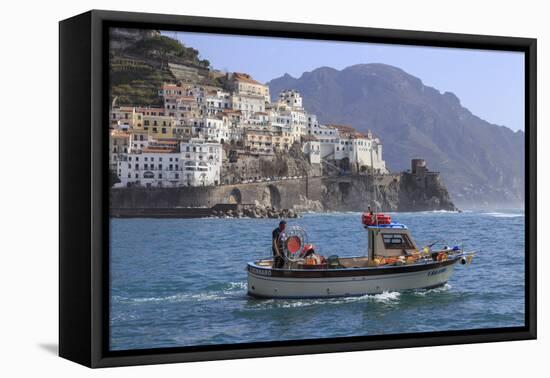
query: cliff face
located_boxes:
[320,173,456,212]
[112,172,455,214]
[222,144,321,185]
[397,171,456,212]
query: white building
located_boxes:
[116,139,223,187]
[231,93,266,118]
[205,90,232,115]
[117,150,183,188]
[189,116,229,143]
[314,126,387,173]
[180,139,223,186]
[279,89,303,109]
[302,139,321,165]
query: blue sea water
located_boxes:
[109,210,525,351]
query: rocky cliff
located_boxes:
[111,170,456,215]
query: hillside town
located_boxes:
[110,71,387,188]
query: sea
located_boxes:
[109,209,525,351]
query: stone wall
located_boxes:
[111,177,323,210]
[111,171,456,213]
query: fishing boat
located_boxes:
[247,212,474,299]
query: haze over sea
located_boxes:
[109,210,525,351]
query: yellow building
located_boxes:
[110,106,143,129]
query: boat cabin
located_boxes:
[367,224,419,259]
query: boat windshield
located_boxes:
[382,233,414,249]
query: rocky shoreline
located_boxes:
[211,203,299,219]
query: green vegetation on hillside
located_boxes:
[109,31,213,107]
[110,67,172,107]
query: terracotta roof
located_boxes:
[328,124,367,139]
[232,72,263,85]
[301,134,318,142]
[176,96,196,101]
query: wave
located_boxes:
[411,283,452,296]
[483,212,524,218]
[416,210,461,214]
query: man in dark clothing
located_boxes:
[272,220,286,269]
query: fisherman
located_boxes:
[272,220,286,269]
[301,244,325,265]
[302,244,316,258]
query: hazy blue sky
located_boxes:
[163,31,525,132]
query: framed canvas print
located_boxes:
[59,10,536,368]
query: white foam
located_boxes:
[371,291,401,302]
[272,291,401,309]
[483,212,524,218]
[412,283,452,296]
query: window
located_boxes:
[382,233,414,249]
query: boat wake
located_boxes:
[113,282,451,308]
[112,281,248,304]
[411,283,452,296]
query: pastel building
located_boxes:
[228,72,270,102]
[110,106,143,130]
[109,131,130,170]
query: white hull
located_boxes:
[248,262,456,298]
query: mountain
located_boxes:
[268,64,525,208]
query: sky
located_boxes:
[162,31,525,132]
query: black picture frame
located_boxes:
[59,9,537,368]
